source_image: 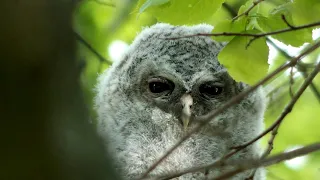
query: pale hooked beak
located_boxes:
[180,94,193,130]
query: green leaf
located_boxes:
[218,32,269,85]
[254,0,276,17]
[291,0,320,25]
[136,0,225,25]
[238,0,256,16]
[211,0,265,42]
[257,3,313,47]
[139,0,170,13]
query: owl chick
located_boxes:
[95,23,267,180]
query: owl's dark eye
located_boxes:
[199,82,223,98]
[148,78,174,95]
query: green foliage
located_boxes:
[133,0,319,85]
[291,0,320,25]
[237,0,257,15]
[74,0,320,179]
[218,32,269,85]
[263,77,320,179]
[257,2,313,47]
[209,0,315,84]
[137,0,225,25]
[139,0,170,13]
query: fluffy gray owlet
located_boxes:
[95,23,267,180]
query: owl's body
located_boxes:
[95,23,266,179]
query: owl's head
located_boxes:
[107,23,247,130]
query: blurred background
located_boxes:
[74,0,320,179]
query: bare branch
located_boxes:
[221,2,320,171]
[232,0,265,21]
[281,14,295,29]
[222,3,237,17]
[159,141,320,180]
[74,31,112,65]
[201,40,320,146]
[233,55,320,150]
[261,124,279,159]
[298,64,320,103]
[212,58,320,179]
[211,142,320,180]
[138,41,320,180]
[223,2,320,103]
[289,67,295,98]
[262,50,320,158]
[156,145,256,180]
[266,38,320,103]
[166,21,320,47]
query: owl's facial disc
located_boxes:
[180,93,193,130]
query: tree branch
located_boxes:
[74,31,112,65]
[298,64,320,103]
[232,0,265,21]
[156,50,320,179]
[211,142,320,180]
[222,3,237,17]
[261,124,279,159]
[222,3,320,103]
[281,14,295,29]
[289,67,295,98]
[212,58,320,179]
[138,40,320,180]
[166,21,320,47]
[266,38,320,103]
[235,52,320,150]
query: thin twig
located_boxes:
[265,71,299,98]
[289,67,295,98]
[138,41,320,180]
[222,3,237,17]
[261,124,280,159]
[281,14,295,29]
[212,59,320,179]
[232,0,265,21]
[266,39,320,103]
[207,41,320,148]
[211,142,320,180]
[298,64,320,103]
[158,143,261,180]
[73,31,112,65]
[165,20,320,47]
[223,2,320,103]
[160,142,320,180]
[222,2,320,165]
[262,55,320,158]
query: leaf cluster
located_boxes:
[137,0,320,85]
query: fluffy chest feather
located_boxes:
[114,108,227,178]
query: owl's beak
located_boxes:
[180,94,193,130]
